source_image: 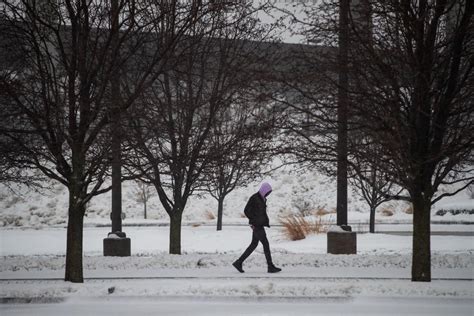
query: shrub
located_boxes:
[2,215,24,226]
[435,209,474,216]
[5,196,23,209]
[292,200,314,217]
[291,183,317,217]
[46,200,57,209]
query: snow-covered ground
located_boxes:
[1,157,472,314]
[1,230,473,315]
[1,226,472,302]
[1,226,473,257]
[1,164,472,228]
[1,209,473,315]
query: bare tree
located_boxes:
[204,96,275,231]
[272,0,474,281]
[0,0,198,282]
[276,0,473,281]
[349,146,400,233]
[352,166,394,233]
[126,1,274,254]
[134,180,153,219]
[347,1,474,281]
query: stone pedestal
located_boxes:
[103,234,131,257]
[327,228,357,254]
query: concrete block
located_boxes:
[103,237,131,257]
[327,231,357,254]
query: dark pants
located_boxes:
[237,226,273,266]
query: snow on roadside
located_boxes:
[1,252,472,276]
[1,227,472,300]
[1,278,472,300]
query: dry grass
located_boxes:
[314,206,336,216]
[280,215,306,241]
[280,214,328,241]
[404,204,413,214]
[204,210,216,220]
[380,208,394,217]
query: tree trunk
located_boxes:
[169,211,183,254]
[369,206,375,233]
[411,192,431,282]
[144,199,147,219]
[64,191,85,283]
[217,196,224,231]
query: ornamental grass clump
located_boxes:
[280,214,328,241]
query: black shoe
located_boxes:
[232,261,244,273]
[268,265,282,273]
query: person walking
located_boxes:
[233,182,282,273]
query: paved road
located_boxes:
[1,296,472,316]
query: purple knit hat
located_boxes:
[259,182,272,198]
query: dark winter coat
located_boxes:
[244,193,270,228]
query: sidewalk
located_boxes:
[1,266,472,302]
[1,266,472,281]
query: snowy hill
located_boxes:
[1,162,472,228]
